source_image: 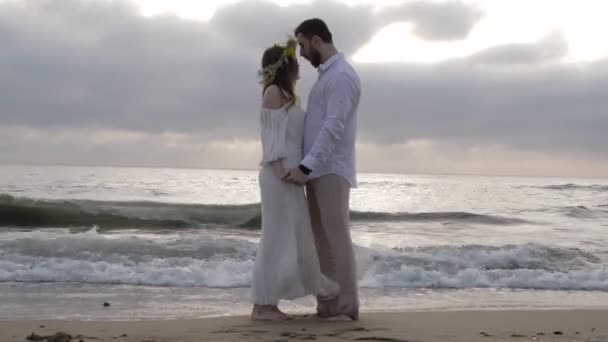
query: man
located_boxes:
[285,18,361,321]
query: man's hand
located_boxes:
[284,167,308,186]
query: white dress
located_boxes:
[251,103,339,305]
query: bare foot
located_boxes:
[251,305,291,321]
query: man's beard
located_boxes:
[310,49,322,68]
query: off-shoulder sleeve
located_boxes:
[259,108,289,166]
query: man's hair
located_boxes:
[294,18,333,43]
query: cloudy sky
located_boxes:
[1,0,607,177]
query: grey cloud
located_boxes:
[356,58,608,154]
[377,0,483,41]
[211,0,377,55]
[211,0,483,54]
[0,0,256,137]
[0,0,607,167]
[470,31,568,65]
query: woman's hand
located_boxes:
[270,160,288,180]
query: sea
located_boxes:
[1,164,607,320]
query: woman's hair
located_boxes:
[260,42,299,109]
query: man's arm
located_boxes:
[286,72,355,185]
[301,72,355,172]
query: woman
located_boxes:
[250,38,339,321]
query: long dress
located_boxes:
[251,103,339,305]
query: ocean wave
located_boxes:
[536,184,608,192]
[360,267,608,290]
[0,229,606,291]
[0,194,260,229]
[563,206,598,219]
[523,205,607,218]
[357,181,417,188]
[0,194,531,229]
[364,244,607,290]
[351,211,530,225]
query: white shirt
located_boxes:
[301,52,361,188]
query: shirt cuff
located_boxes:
[301,155,317,172]
[298,164,312,175]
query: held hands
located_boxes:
[284,167,307,186]
[270,160,307,186]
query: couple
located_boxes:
[251,18,361,322]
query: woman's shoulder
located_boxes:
[262,85,286,110]
[261,86,303,113]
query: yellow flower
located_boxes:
[284,46,296,58]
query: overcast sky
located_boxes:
[1,0,607,177]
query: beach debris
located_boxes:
[299,334,317,340]
[536,332,545,336]
[26,332,46,341]
[280,332,298,338]
[480,331,493,337]
[27,331,73,342]
[46,332,72,342]
[553,331,564,335]
[510,333,527,338]
[103,301,111,307]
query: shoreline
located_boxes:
[1,309,606,342]
[4,283,608,322]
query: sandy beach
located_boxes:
[1,310,606,342]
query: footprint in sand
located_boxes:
[212,328,270,334]
[353,337,411,342]
[323,326,373,337]
[279,331,318,340]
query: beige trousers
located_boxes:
[306,174,359,320]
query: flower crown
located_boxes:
[258,37,298,86]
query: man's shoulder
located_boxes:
[332,61,361,88]
[335,57,360,79]
[335,57,357,74]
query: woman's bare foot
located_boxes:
[251,305,291,321]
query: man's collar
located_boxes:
[318,52,343,74]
